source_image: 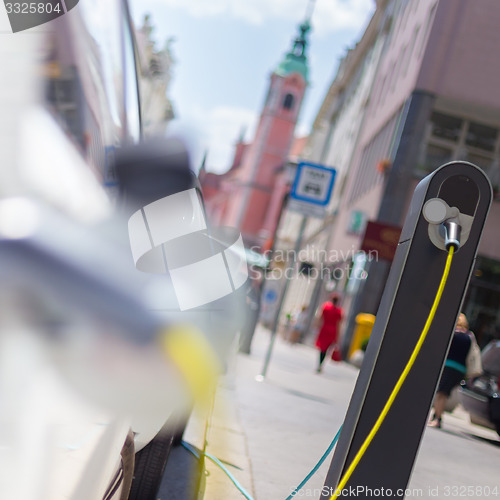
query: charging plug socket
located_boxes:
[443,220,461,250]
[422,198,470,251]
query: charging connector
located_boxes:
[443,220,461,251]
[423,198,467,252]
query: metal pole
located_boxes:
[258,215,308,380]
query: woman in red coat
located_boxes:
[315,295,343,372]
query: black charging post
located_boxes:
[321,162,492,499]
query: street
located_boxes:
[194,325,500,499]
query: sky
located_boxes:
[129,0,376,174]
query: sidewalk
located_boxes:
[201,325,359,499]
[197,325,499,499]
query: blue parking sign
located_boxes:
[290,162,336,206]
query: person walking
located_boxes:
[290,305,308,344]
[428,313,475,428]
[315,295,343,373]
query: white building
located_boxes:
[272,0,500,349]
[134,15,175,137]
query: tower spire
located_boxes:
[290,0,314,59]
[274,1,312,81]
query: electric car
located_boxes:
[0,1,245,499]
[459,340,500,437]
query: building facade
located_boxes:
[278,0,500,349]
[134,14,175,137]
[275,0,392,324]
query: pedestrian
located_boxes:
[428,313,476,428]
[315,295,343,373]
[290,305,308,344]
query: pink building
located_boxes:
[200,20,311,250]
[282,0,500,347]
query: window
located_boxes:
[393,44,407,87]
[403,25,420,77]
[421,144,452,173]
[430,112,463,142]
[387,60,397,94]
[264,86,275,109]
[299,262,314,277]
[418,111,500,179]
[283,93,295,110]
[348,112,399,204]
[347,210,367,235]
[374,76,386,108]
[419,3,437,57]
[466,122,498,152]
[467,152,493,171]
[467,256,500,345]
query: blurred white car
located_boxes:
[0,1,245,499]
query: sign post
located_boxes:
[288,162,336,218]
[258,162,336,379]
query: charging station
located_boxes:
[321,162,492,498]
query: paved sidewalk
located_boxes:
[198,325,499,500]
[199,325,358,499]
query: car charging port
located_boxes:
[423,198,465,252]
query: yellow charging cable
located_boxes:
[330,246,455,499]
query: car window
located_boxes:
[41,0,125,182]
[40,0,142,190]
[78,0,123,132]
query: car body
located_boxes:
[459,340,500,437]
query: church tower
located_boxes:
[222,17,312,248]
